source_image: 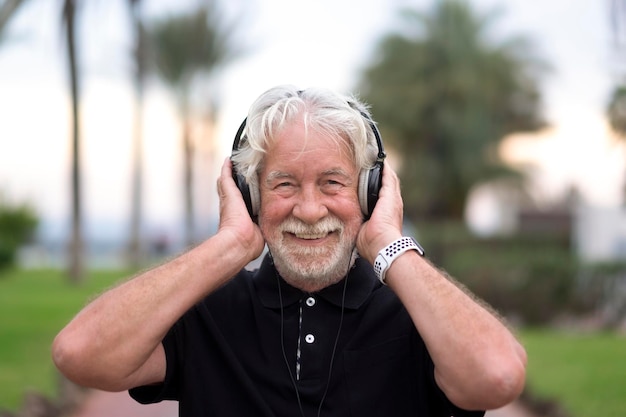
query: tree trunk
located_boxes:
[64,0,84,284]
[127,0,146,269]
[183,116,194,247]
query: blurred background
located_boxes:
[0,0,625,416]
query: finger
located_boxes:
[219,157,233,186]
[217,157,234,198]
[382,161,401,193]
[217,157,249,220]
[371,162,404,229]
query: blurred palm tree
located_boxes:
[148,1,240,247]
[358,0,547,221]
[607,0,626,203]
[62,0,84,284]
[2,1,84,282]
[607,0,626,135]
[0,0,27,43]
[126,0,147,269]
[607,86,626,136]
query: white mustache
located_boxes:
[279,217,343,239]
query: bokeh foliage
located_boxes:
[358,0,547,221]
[0,196,38,272]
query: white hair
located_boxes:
[231,85,380,189]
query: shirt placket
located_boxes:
[297,295,326,382]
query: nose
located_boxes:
[292,185,328,224]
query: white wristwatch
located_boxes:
[373,237,425,284]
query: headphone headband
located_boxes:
[232,117,248,152]
[233,114,385,162]
[359,111,387,161]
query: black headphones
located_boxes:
[231,111,386,220]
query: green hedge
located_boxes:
[417,221,579,324]
[0,198,38,272]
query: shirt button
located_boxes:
[305,334,315,344]
[305,297,316,307]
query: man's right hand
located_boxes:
[217,157,265,261]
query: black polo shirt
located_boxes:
[130,254,484,417]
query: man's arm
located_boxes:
[357,163,527,411]
[52,159,265,392]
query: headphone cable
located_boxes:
[277,273,349,417]
[277,275,306,417]
[316,275,348,417]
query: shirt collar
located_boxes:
[254,253,378,310]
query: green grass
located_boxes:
[520,328,626,417]
[0,268,127,411]
[1,269,626,416]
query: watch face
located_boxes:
[410,237,426,257]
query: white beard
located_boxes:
[267,216,357,291]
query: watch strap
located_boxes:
[373,237,425,284]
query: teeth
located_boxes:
[295,233,328,239]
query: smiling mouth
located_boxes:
[291,231,333,240]
[280,217,343,242]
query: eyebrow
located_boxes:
[321,168,352,179]
[264,171,293,185]
[264,168,353,186]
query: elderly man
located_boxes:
[53,85,526,417]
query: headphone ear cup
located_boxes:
[232,168,257,219]
[248,180,260,218]
[358,161,384,219]
[358,169,371,218]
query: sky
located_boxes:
[0,0,623,243]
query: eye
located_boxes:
[271,180,297,195]
[322,179,344,192]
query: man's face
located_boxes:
[257,118,363,292]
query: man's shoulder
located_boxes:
[202,254,274,308]
[207,267,256,301]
